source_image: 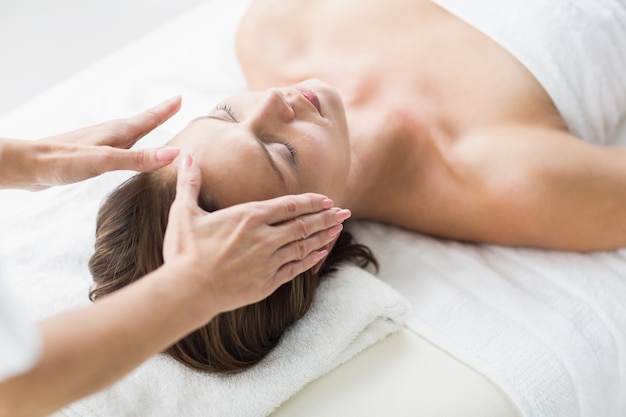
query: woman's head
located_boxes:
[163,78,351,207]
[89,81,375,372]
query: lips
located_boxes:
[294,86,321,114]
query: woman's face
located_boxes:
[166,79,351,207]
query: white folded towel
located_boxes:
[59,265,409,417]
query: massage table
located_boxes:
[45,331,519,417]
[1,1,624,416]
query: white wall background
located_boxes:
[0,0,207,117]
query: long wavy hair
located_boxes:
[89,171,377,373]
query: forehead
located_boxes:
[167,118,287,208]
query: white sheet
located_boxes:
[0,274,42,381]
[353,224,626,417]
[1,1,625,416]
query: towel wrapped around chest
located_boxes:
[433,0,626,144]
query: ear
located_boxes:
[312,234,340,274]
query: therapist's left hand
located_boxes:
[0,96,182,191]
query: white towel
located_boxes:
[61,266,408,417]
[433,0,626,145]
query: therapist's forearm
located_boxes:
[0,261,217,417]
[0,139,39,190]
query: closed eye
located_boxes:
[262,136,297,167]
[284,142,297,164]
[215,104,239,122]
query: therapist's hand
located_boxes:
[0,96,182,191]
[163,154,350,316]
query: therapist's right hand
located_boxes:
[162,154,350,316]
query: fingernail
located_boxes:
[313,250,329,263]
[156,146,181,161]
[329,224,343,237]
[336,209,351,222]
[180,154,193,171]
[322,198,334,209]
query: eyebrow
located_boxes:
[191,115,288,191]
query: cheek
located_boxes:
[322,130,350,178]
[299,142,349,195]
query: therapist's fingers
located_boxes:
[162,154,203,261]
[90,145,181,174]
[273,222,342,265]
[273,250,330,287]
[93,96,182,148]
[272,206,350,247]
[172,154,202,206]
[256,193,336,226]
[46,96,182,148]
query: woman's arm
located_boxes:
[431,125,626,251]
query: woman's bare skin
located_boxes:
[236,0,626,251]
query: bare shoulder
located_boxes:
[235,0,317,88]
[428,123,626,250]
[385,123,617,249]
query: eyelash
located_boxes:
[216,104,238,122]
[284,142,297,162]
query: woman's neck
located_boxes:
[339,102,420,220]
[335,75,451,222]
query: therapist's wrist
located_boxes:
[149,259,220,329]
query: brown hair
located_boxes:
[89,171,376,373]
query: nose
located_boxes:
[250,88,295,130]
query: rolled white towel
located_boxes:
[63,265,410,417]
